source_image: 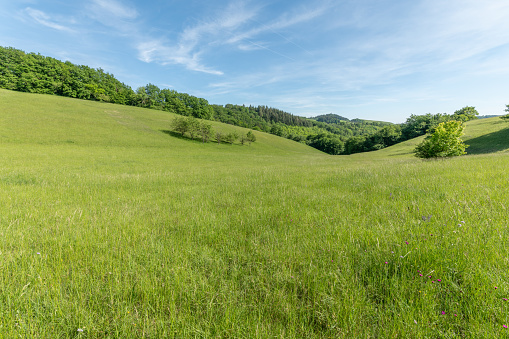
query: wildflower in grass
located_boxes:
[441,311,445,315]
[77,328,84,332]
[437,279,441,282]
[419,274,423,276]
[504,325,508,328]
[405,241,409,244]
[385,262,388,264]
[454,314,457,317]
[495,287,498,289]
[37,252,40,255]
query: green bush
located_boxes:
[414,120,468,158]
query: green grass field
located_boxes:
[1,89,509,338]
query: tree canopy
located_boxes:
[414,121,468,158]
[452,106,479,122]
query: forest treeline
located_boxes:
[0,46,480,155]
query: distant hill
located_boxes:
[311,113,350,124]
[478,115,502,119]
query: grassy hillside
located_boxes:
[1,89,509,338]
[366,116,509,158]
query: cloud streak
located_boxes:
[25,7,74,32]
[90,0,138,20]
[135,1,333,74]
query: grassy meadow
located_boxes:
[1,88,509,338]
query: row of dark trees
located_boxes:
[171,115,256,145]
[211,104,313,130]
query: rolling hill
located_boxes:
[1,89,509,337]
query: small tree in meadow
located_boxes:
[215,131,223,144]
[187,117,200,140]
[224,132,239,145]
[246,130,256,145]
[198,121,213,143]
[414,120,468,158]
[172,116,189,136]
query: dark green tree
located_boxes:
[224,132,239,144]
[187,117,200,140]
[198,121,213,143]
[172,116,189,136]
[215,131,223,144]
[246,130,256,144]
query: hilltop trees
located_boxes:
[414,120,468,158]
[452,106,479,122]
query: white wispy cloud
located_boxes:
[135,1,258,74]
[137,39,224,75]
[90,0,138,20]
[135,1,333,74]
[25,7,74,32]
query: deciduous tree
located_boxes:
[198,121,213,143]
[452,106,479,122]
[414,120,468,158]
[172,116,189,136]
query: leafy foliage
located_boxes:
[311,113,349,124]
[452,106,479,122]
[414,120,468,158]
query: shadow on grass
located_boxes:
[160,129,239,146]
[161,129,187,139]
[466,127,509,154]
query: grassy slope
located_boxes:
[1,89,509,338]
[362,116,509,159]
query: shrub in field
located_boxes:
[198,121,213,143]
[246,130,256,144]
[414,120,468,158]
[224,132,239,144]
[172,115,189,136]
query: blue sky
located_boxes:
[1,0,509,122]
